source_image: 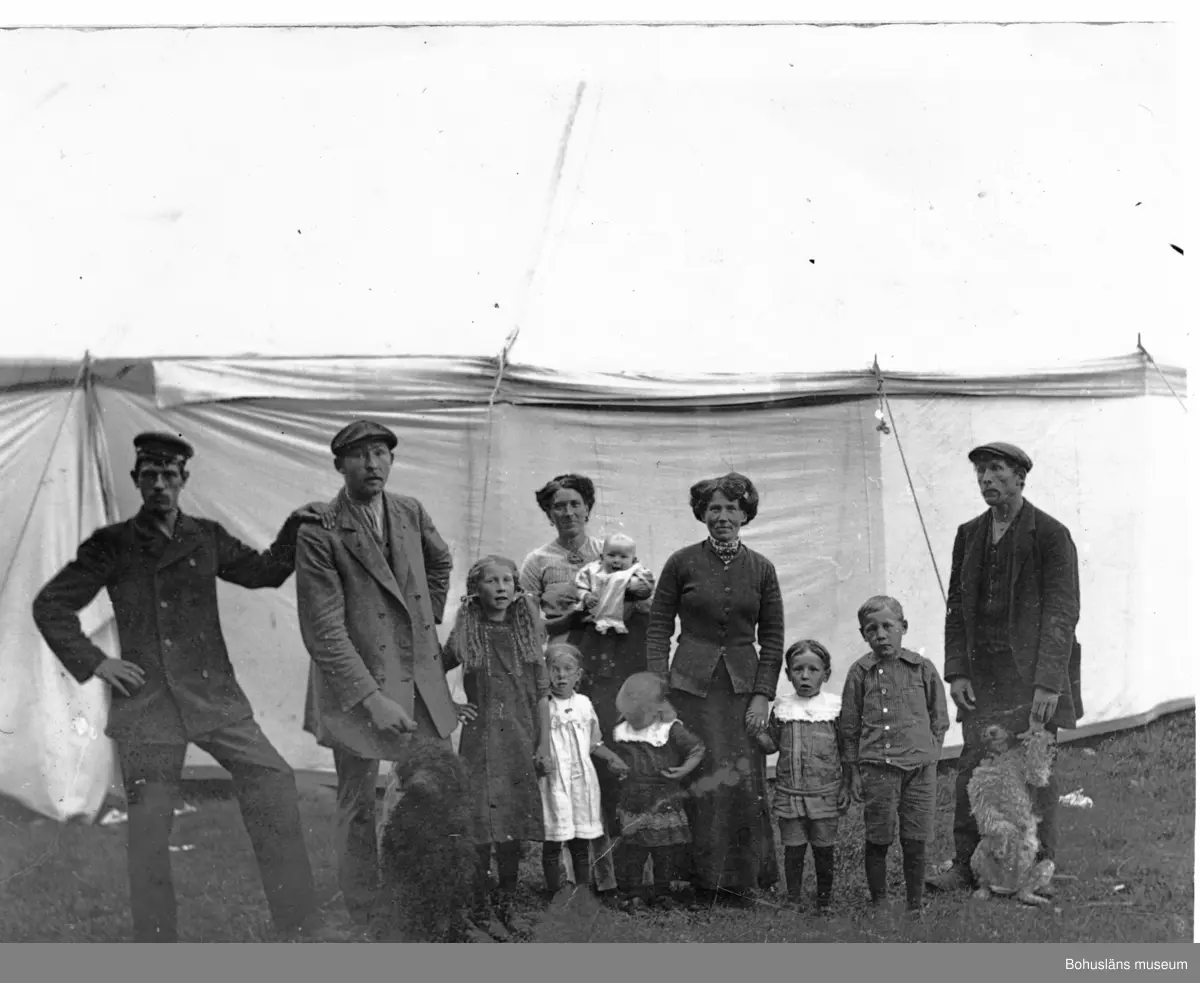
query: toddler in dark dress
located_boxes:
[610,673,706,910]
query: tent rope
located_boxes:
[1137,333,1187,414]
[474,333,517,556]
[873,360,947,606]
[0,354,89,606]
[82,355,119,524]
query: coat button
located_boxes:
[882,707,888,714]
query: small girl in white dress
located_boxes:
[537,644,629,896]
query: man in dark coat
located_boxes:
[294,420,460,932]
[32,432,337,943]
[926,441,1083,894]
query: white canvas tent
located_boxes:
[0,22,1189,821]
[0,351,1189,821]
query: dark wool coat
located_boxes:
[32,510,299,744]
[944,500,1083,729]
[295,491,458,759]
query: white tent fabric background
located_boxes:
[0,390,120,821]
[0,24,1184,374]
[0,357,1188,822]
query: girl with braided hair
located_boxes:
[441,555,550,934]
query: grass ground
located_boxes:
[0,710,1192,943]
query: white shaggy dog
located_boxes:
[967,724,1058,907]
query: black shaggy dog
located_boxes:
[375,739,484,942]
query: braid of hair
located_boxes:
[453,594,491,673]
[454,554,546,673]
[510,593,548,667]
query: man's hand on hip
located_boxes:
[94,658,146,697]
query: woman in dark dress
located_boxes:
[645,472,783,903]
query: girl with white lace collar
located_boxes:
[756,640,851,912]
[610,673,706,911]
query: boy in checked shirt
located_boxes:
[841,596,949,915]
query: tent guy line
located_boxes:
[1136,333,1187,415]
[873,356,947,606]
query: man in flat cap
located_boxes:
[926,441,1083,894]
[294,420,462,933]
[32,431,339,942]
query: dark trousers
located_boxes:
[331,694,445,925]
[117,718,316,943]
[952,641,1059,866]
[331,749,383,926]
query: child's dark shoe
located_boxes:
[547,885,579,908]
[464,919,498,943]
[498,903,533,935]
[482,911,510,941]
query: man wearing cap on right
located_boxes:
[294,420,462,934]
[926,441,1083,895]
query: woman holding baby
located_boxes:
[518,474,654,728]
[519,473,654,890]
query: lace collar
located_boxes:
[613,718,676,747]
[771,688,841,723]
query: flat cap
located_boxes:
[968,441,1032,473]
[331,420,398,456]
[133,431,195,462]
